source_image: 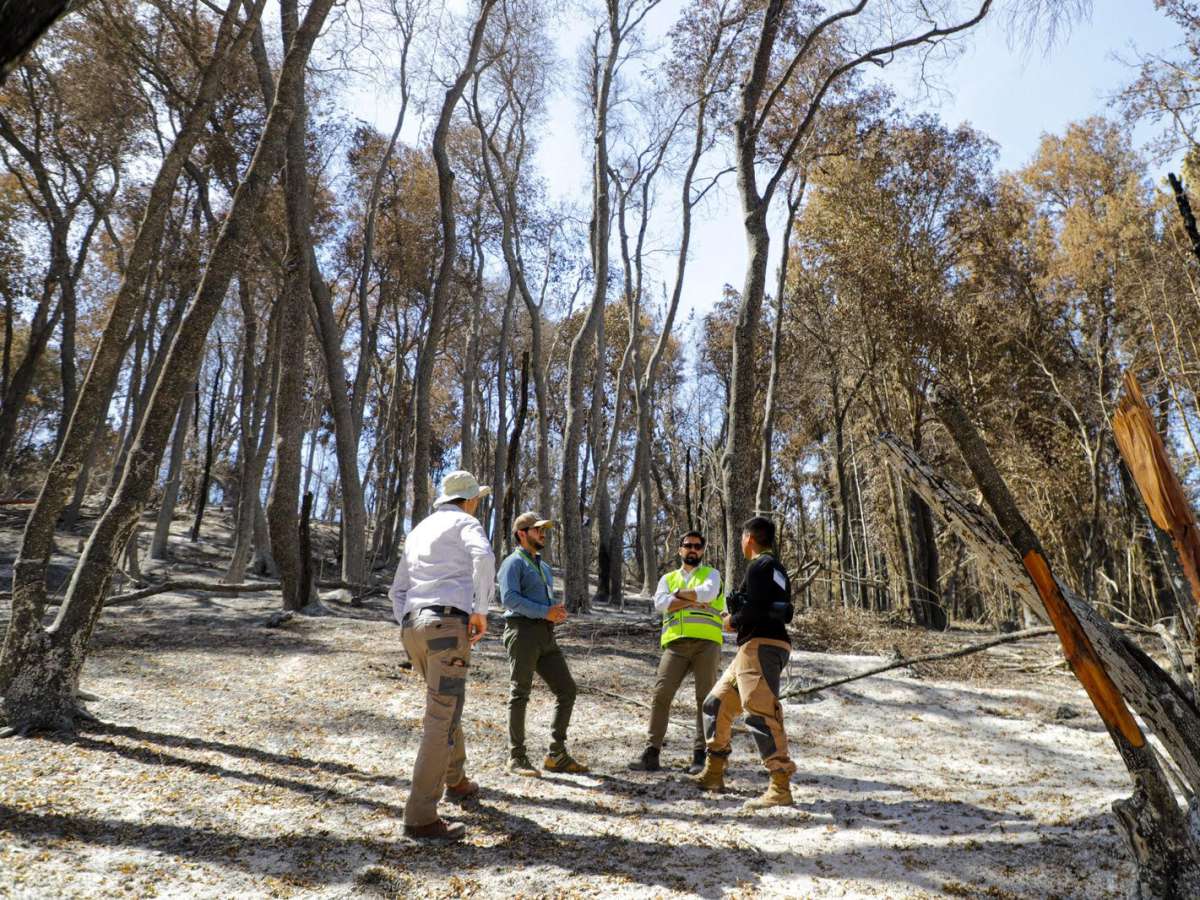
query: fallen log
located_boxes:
[780,626,1057,700]
[103,578,376,607]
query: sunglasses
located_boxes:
[680,543,704,550]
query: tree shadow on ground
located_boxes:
[0,801,766,897]
[793,794,1038,837]
[79,722,402,785]
[826,680,1117,763]
[0,797,1121,898]
[481,779,797,829]
[38,731,410,818]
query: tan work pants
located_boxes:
[400,611,471,827]
[646,637,721,753]
[702,638,796,776]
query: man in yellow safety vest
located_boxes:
[628,531,724,774]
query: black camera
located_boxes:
[726,590,749,616]
[725,589,793,624]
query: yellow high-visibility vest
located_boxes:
[661,566,725,648]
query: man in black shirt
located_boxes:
[693,516,796,809]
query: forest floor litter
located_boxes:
[0,517,1139,898]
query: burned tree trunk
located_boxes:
[410,0,498,522]
[0,0,72,82]
[502,352,530,557]
[0,0,335,733]
[150,383,196,560]
[879,406,1200,897]
[266,0,315,614]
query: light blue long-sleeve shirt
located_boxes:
[498,548,555,619]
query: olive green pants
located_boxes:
[503,618,577,759]
[646,637,721,753]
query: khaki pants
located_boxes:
[646,637,721,753]
[503,618,577,758]
[400,611,471,827]
[702,638,796,776]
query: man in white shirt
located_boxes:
[390,470,495,841]
[628,531,724,775]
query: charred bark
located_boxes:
[0,0,334,730]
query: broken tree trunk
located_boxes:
[1112,369,1200,700]
[878,433,1200,784]
[879,415,1200,898]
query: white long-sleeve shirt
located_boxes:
[652,566,722,614]
[390,503,496,622]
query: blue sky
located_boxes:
[344,0,1184,324]
[536,0,1185,325]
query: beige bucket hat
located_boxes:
[434,470,492,506]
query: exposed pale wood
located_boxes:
[1113,369,1200,699]
[1022,549,1145,747]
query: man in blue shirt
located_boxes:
[498,511,589,776]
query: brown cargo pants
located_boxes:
[646,637,721,753]
[400,610,471,827]
[702,637,796,776]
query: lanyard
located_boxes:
[518,549,549,590]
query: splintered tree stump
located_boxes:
[878,423,1200,898]
[1112,369,1200,700]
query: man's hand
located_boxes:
[666,597,692,613]
[721,612,735,633]
[546,604,568,624]
[468,613,489,645]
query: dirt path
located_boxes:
[0,575,1136,898]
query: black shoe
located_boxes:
[685,747,706,775]
[628,746,661,772]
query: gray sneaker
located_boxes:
[508,754,540,777]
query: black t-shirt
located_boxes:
[730,553,791,646]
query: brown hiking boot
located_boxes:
[543,750,589,773]
[443,776,479,801]
[692,753,726,792]
[403,818,466,841]
[743,771,793,809]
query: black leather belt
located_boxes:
[404,605,469,623]
[507,615,551,626]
